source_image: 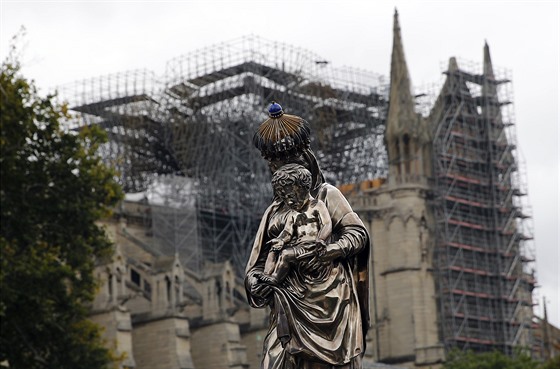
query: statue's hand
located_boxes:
[315,240,327,256]
[267,238,284,252]
[306,243,343,271]
[249,274,273,301]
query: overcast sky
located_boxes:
[1,0,558,326]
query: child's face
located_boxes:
[276,182,309,211]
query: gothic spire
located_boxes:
[386,9,420,141]
[482,41,498,100]
[448,56,459,73]
[483,40,495,81]
[481,41,502,123]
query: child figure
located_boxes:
[259,163,332,285]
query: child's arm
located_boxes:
[267,214,295,251]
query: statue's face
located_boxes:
[276,183,309,211]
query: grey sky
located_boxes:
[1,0,558,326]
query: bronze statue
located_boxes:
[245,103,370,369]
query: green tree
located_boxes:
[443,349,541,369]
[540,355,560,369]
[0,40,123,368]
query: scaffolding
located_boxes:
[61,35,388,275]
[60,70,178,193]
[164,35,388,184]
[430,56,536,355]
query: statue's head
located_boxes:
[254,102,325,191]
[271,164,312,210]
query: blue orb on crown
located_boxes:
[268,102,284,118]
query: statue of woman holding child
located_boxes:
[245,103,370,369]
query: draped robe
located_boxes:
[245,183,369,369]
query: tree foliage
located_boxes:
[443,349,546,369]
[0,39,123,368]
[540,355,560,369]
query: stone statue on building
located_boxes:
[245,102,370,369]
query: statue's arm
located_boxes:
[310,185,369,266]
[306,222,367,271]
[245,266,272,308]
[325,223,368,259]
[272,215,294,247]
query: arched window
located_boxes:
[216,279,222,301]
[130,268,140,286]
[403,134,411,174]
[165,276,172,303]
[394,139,401,176]
[225,281,231,298]
[108,273,113,299]
[174,276,180,303]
